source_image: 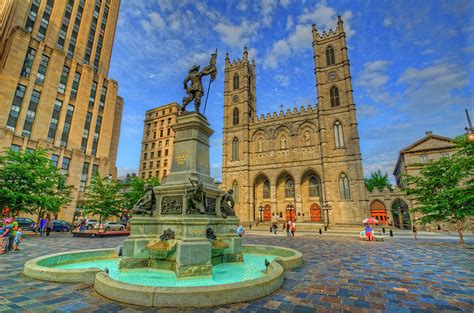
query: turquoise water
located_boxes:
[54,254,276,287]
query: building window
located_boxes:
[151,143,155,149]
[51,154,59,167]
[160,129,164,137]
[93,4,109,71]
[309,176,320,197]
[36,54,49,84]
[85,0,101,64]
[233,108,239,125]
[144,153,148,160]
[233,74,239,90]
[89,81,97,108]
[333,121,344,148]
[420,155,428,163]
[165,139,169,146]
[79,162,89,192]
[158,150,161,157]
[92,164,99,176]
[47,99,62,141]
[61,157,71,176]
[168,118,171,124]
[37,0,54,40]
[22,90,41,138]
[10,144,21,152]
[164,159,168,167]
[99,85,106,112]
[70,72,81,99]
[57,66,70,93]
[232,137,239,160]
[339,173,351,200]
[91,116,102,156]
[232,181,239,202]
[149,161,153,168]
[20,47,36,78]
[142,162,146,170]
[326,45,335,66]
[165,149,168,157]
[263,179,270,199]
[145,143,148,150]
[60,105,74,147]
[330,86,340,107]
[158,141,162,148]
[285,178,295,198]
[6,84,27,131]
[25,0,41,32]
[167,128,171,136]
[150,151,154,158]
[57,0,74,49]
[81,112,93,151]
[67,0,85,59]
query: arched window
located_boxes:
[330,86,340,107]
[232,181,239,202]
[339,173,351,199]
[263,179,270,199]
[233,108,239,125]
[285,178,295,198]
[232,137,239,160]
[233,74,239,90]
[333,121,344,148]
[326,46,335,65]
[280,136,287,149]
[309,176,320,197]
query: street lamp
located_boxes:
[258,203,264,223]
[286,203,294,222]
[322,201,332,227]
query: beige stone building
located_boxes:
[221,17,368,225]
[0,0,123,222]
[139,102,180,180]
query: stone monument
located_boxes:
[121,51,242,278]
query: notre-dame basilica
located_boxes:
[221,17,369,225]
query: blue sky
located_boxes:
[109,0,474,183]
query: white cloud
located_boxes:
[263,39,292,69]
[215,20,259,48]
[141,12,165,32]
[358,60,390,90]
[421,48,435,55]
[237,1,248,12]
[260,0,278,27]
[280,0,291,7]
[383,17,392,26]
[248,48,258,61]
[286,15,294,31]
[275,74,290,87]
[358,104,378,117]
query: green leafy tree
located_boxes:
[365,170,391,192]
[0,149,72,225]
[84,174,124,228]
[403,135,474,245]
[122,176,160,211]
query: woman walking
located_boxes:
[412,225,417,240]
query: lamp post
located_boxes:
[322,201,332,228]
[286,203,294,222]
[258,203,264,223]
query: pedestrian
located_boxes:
[236,224,245,237]
[365,224,373,241]
[290,222,296,237]
[8,216,18,252]
[285,221,290,237]
[272,222,278,235]
[0,218,12,254]
[39,216,47,237]
[412,225,417,239]
[46,216,53,236]
[13,227,23,251]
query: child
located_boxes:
[290,222,296,237]
[13,227,23,251]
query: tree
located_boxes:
[365,170,391,192]
[403,135,474,245]
[84,174,124,229]
[0,149,72,224]
[122,176,159,211]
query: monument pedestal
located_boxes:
[121,112,242,278]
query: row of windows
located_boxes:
[232,73,252,90]
[146,108,175,119]
[142,169,167,179]
[146,129,172,140]
[143,149,168,160]
[144,140,169,151]
[146,118,173,130]
[142,159,168,170]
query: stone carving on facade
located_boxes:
[280,136,287,149]
[186,181,206,214]
[258,138,263,152]
[181,50,218,113]
[304,131,311,146]
[132,184,155,215]
[160,228,176,241]
[220,189,236,218]
[161,196,183,215]
[206,227,217,240]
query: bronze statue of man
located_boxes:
[220,189,236,218]
[181,50,217,113]
[132,184,155,215]
[186,181,206,214]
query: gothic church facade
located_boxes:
[221,17,368,224]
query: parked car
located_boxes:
[85,219,99,230]
[15,217,35,231]
[51,220,72,232]
[103,221,125,231]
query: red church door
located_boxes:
[310,203,321,222]
[263,204,271,221]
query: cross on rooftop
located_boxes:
[279,104,284,111]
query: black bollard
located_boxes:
[437,224,441,231]
[324,226,327,232]
[319,228,322,234]
[382,227,385,233]
[249,224,252,229]
[389,229,393,237]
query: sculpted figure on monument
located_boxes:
[186,181,206,214]
[181,50,218,113]
[132,184,155,215]
[220,189,236,218]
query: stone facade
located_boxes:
[221,17,368,225]
[139,102,180,180]
[0,0,123,222]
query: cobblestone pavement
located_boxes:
[1,233,473,312]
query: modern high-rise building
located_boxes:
[139,102,180,180]
[0,0,123,221]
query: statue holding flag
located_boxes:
[181,49,218,113]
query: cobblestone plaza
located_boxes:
[1,234,473,312]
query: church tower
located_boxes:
[221,47,256,220]
[313,16,368,223]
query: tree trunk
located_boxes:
[36,208,42,236]
[98,213,102,234]
[456,219,464,246]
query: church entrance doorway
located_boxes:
[285,205,296,222]
[391,199,411,229]
[370,200,387,225]
[263,204,271,221]
[310,203,321,222]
